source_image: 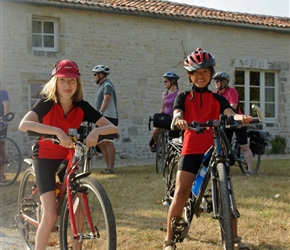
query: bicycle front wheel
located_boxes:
[60,177,116,250]
[17,167,39,250]
[0,137,22,186]
[216,163,234,250]
[236,144,261,175]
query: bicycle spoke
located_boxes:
[60,177,116,250]
[0,137,22,186]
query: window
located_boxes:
[32,17,58,51]
[235,70,277,120]
[30,83,44,108]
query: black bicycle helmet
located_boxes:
[163,72,180,80]
[213,72,230,82]
[184,48,215,72]
[92,65,110,75]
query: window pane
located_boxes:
[44,35,54,48]
[239,102,245,114]
[236,86,244,102]
[32,35,42,47]
[265,72,275,87]
[32,21,42,33]
[250,71,260,86]
[265,88,275,102]
[31,84,43,98]
[250,87,260,102]
[235,70,244,85]
[43,22,54,34]
[265,103,274,118]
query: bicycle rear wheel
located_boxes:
[236,144,261,175]
[162,152,179,208]
[60,177,116,250]
[216,163,234,250]
[17,167,39,249]
[156,132,168,173]
[0,137,22,186]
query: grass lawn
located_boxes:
[1,157,289,249]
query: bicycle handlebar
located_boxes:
[0,112,14,123]
[26,130,119,143]
[171,111,261,132]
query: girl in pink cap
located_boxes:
[19,59,118,250]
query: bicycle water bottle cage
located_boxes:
[171,216,189,243]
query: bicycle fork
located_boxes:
[210,166,239,220]
[67,177,97,241]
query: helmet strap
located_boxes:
[96,73,106,85]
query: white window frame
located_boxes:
[32,17,58,52]
[235,69,278,122]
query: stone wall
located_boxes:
[0,2,289,160]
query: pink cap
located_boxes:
[52,60,81,78]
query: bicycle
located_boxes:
[220,104,265,175]
[16,127,118,250]
[149,116,180,173]
[0,112,22,186]
[162,113,261,250]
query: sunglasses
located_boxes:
[93,73,97,76]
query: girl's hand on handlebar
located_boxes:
[56,129,74,148]
[86,128,100,148]
[175,118,188,130]
[241,115,253,124]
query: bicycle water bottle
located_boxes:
[192,166,207,197]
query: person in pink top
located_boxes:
[150,72,180,152]
[213,72,254,175]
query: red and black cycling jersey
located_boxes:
[31,98,102,159]
[174,88,230,155]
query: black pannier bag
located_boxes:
[249,130,268,155]
[153,113,172,130]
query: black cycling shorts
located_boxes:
[178,154,205,175]
[34,159,65,196]
[225,126,248,145]
[104,117,118,126]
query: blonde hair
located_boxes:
[40,76,84,102]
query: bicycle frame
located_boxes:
[19,136,96,240]
[168,112,261,247]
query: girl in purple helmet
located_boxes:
[150,72,180,152]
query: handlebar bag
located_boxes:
[249,130,268,155]
[153,113,172,130]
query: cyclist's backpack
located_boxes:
[153,113,172,130]
[249,130,268,155]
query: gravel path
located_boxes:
[1,154,288,249]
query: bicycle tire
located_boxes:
[156,133,167,173]
[17,167,39,250]
[0,137,22,186]
[59,177,116,250]
[236,143,261,175]
[216,163,234,250]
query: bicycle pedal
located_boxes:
[162,198,171,208]
[171,217,189,243]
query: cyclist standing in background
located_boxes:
[93,65,118,174]
[213,72,254,175]
[0,89,10,183]
[18,59,118,250]
[163,48,251,250]
[150,72,180,152]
